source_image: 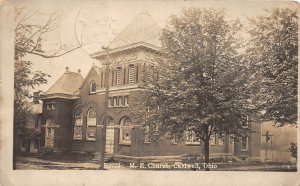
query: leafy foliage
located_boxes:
[136,8,250,165]
[289,142,297,160]
[14,59,49,126]
[247,8,298,125]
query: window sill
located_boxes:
[86,139,96,142]
[119,142,131,146]
[73,139,83,141]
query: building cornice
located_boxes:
[39,93,80,100]
[90,42,161,59]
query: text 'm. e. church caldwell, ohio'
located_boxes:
[37,11,261,161]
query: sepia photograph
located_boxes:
[0,0,299,185]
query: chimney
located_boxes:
[33,91,40,104]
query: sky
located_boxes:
[13,0,298,92]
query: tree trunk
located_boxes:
[204,137,210,171]
[204,125,210,171]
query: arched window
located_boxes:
[73,108,83,140]
[87,108,97,140]
[105,116,114,126]
[90,81,96,93]
[119,116,132,144]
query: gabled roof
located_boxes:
[79,65,102,89]
[41,70,83,99]
[90,12,161,58]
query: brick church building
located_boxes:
[38,12,261,161]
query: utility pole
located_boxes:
[99,46,111,169]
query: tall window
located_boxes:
[118,96,123,107]
[90,81,96,93]
[242,115,249,128]
[185,129,200,145]
[144,126,150,143]
[108,98,112,108]
[210,133,216,145]
[113,97,118,107]
[46,116,54,138]
[128,64,135,84]
[117,67,121,86]
[148,65,154,82]
[218,134,224,145]
[124,96,129,107]
[119,116,131,144]
[241,136,248,151]
[74,108,83,140]
[87,108,97,140]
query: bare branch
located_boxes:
[16,43,83,58]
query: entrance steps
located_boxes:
[34,147,53,158]
[89,152,114,164]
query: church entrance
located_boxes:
[105,128,114,154]
[45,117,55,148]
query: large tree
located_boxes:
[247,8,298,125]
[14,5,84,129]
[14,6,83,168]
[136,8,250,169]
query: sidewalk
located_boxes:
[16,156,127,170]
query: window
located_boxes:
[148,65,154,82]
[113,97,118,107]
[118,97,123,107]
[241,136,248,151]
[218,134,224,145]
[45,116,54,138]
[129,64,135,84]
[144,126,150,143]
[135,64,139,83]
[242,115,249,128]
[111,70,115,86]
[210,134,216,145]
[108,96,129,108]
[124,96,129,107]
[74,108,83,140]
[171,135,179,144]
[87,108,97,140]
[90,81,96,93]
[185,129,200,145]
[108,98,112,108]
[46,103,55,110]
[106,116,114,126]
[117,67,121,86]
[123,68,126,85]
[119,116,131,144]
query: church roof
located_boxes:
[90,12,161,58]
[109,12,161,49]
[42,69,83,98]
